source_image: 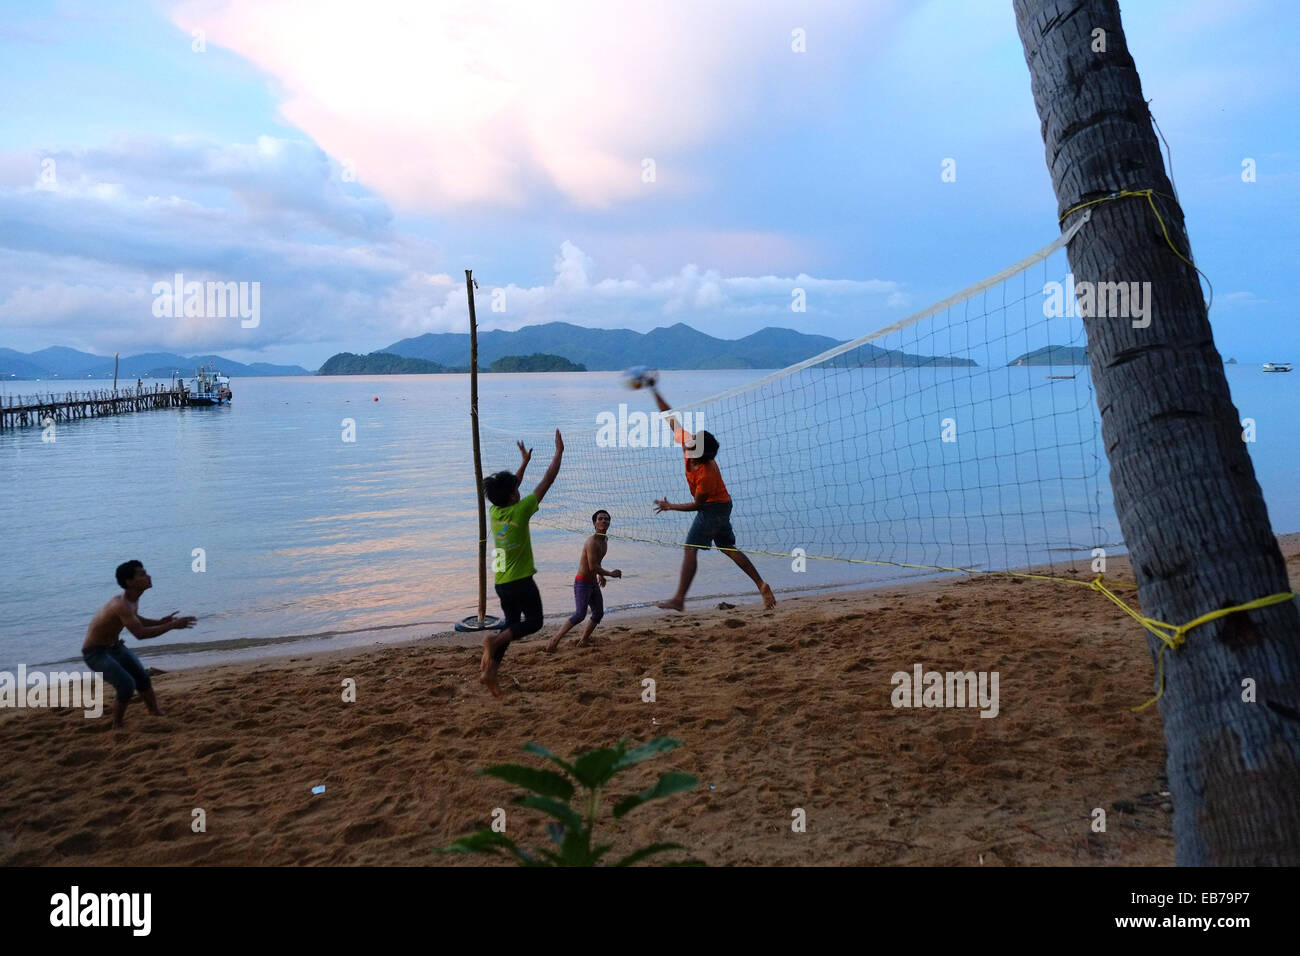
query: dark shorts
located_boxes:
[568,576,605,626]
[686,500,736,550]
[494,575,544,661]
[83,641,152,701]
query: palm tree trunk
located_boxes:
[1014,0,1300,864]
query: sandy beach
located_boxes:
[4,536,1297,867]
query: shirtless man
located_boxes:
[545,509,622,652]
[83,560,196,727]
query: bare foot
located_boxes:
[574,636,589,647]
[657,597,685,612]
[759,582,776,610]
[479,662,503,699]
[544,634,562,653]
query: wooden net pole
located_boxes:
[467,269,487,623]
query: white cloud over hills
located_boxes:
[423,240,907,342]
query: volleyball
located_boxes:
[624,366,658,390]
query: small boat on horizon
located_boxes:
[1262,362,1292,373]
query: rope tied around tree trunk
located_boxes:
[1081,577,1298,710]
[1058,186,1214,309]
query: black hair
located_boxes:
[591,509,611,524]
[483,471,519,507]
[116,560,144,589]
[696,430,720,464]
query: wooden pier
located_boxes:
[0,384,188,430]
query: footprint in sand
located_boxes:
[194,740,236,758]
[55,747,102,767]
[54,831,100,856]
[342,819,393,845]
[156,820,190,842]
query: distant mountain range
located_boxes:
[383,322,972,370]
[4,323,987,382]
[0,347,309,381]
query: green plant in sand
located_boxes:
[437,737,699,866]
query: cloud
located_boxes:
[553,241,594,291]
[417,241,906,341]
[5,136,393,240]
[0,138,907,359]
[166,0,887,211]
[1219,291,1267,306]
[0,136,424,355]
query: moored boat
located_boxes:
[183,363,233,405]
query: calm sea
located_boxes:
[1,366,1295,670]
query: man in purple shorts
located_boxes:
[545,510,621,651]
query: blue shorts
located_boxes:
[686,500,736,550]
[83,641,152,701]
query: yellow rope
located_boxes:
[1058,188,1214,303]
[1083,581,1297,711]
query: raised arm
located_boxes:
[514,440,533,487]
[532,430,564,503]
[650,386,686,443]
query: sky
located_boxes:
[0,0,1295,369]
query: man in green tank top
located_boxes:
[479,430,564,697]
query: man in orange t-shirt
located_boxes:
[650,385,775,612]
